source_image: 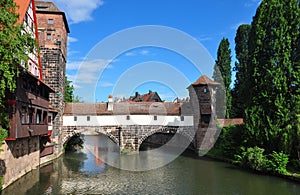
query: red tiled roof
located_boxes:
[64,103,110,115]
[192,75,220,86]
[15,0,31,24]
[217,118,244,127]
[64,102,180,115]
[129,91,162,102]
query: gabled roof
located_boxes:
[15,0,31,24]
[129,91,162,102]
[192,75,220,86]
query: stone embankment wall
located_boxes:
[0,136,40,189]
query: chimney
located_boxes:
[149,90,152,94]
[107,95,113,111]
[135,92,139,97]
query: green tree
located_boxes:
[64,76,82,102]
[0,1,36,188]
[213,38,232,118]
[244,0,300,157]
[232,24,251,118]
[64,76,74,102]
[0,1,36,141]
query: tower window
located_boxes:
[47,33,51,40]
[203,88,207,93]
[48,19,53,24]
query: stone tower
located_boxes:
[35,1,70,156]
[188,75,220,155]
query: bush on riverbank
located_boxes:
[210,125,291,175]
[235,146,289,174]
[210,124,245,159]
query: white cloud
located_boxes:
[140,50,149,55]
[99,82,114,87]
[68,36,78,43]
[66,59,113,84]
[125,52,136,56]
[67,59,112,70]
[52,0,104,23]
[72,84,82,89]
[198,36,213,42]
[124,50,150,57]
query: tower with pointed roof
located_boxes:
[187,75,220,154]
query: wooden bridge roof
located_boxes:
[64,102,181,115]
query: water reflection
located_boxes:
[1,135,300,194]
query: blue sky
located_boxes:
[51,0,261,102]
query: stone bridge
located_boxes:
[62,125,196,152]
[61,75,222,155]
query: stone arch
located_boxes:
[95,131,120,147]
[62,128,85,146]
[62,126,120,147]
[137,126,194,151]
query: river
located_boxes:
[2,134,300,194]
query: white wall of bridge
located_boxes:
[63,115,193,127]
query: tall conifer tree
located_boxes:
[213,38,232,119]
[232,24,251,118]
[245,0,300,156]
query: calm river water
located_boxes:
[2,135,300,194]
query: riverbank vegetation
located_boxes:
[211,0,300,178]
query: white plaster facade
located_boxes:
[63,115,193,127]
[21,0,41,78]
